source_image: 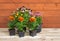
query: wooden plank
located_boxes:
[0,0,60,3]
[43,16,60,24]
[0,0,12,3]
[0,3,60,10]
[0,24,8,28]
[42,10,60,16]
[0,16,8,23]
[20,0,60,3]
[0,10,12,16]
[44,3,57,10]
[0,3,44,10]
[43,23,60,28]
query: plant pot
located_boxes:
[18,31,25,37]
[9,29,15,36]
[29,30,37,37]
[36,24,42,33]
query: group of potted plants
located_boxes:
[8,6,42,37]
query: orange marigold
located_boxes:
[18,16,24,22]
[9,15,14,21]
[29,17,36,22]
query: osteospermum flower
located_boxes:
[9,15,15,21]
[29,17,36,22]
[34,12,41,17]
[18,16,24,22]
[21,6,26,10]
[29,12,33,15]
[29,12,35,17]
[28,9,32,15]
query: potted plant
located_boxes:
[36,16,42,33]
[8,15,17,36]
[28,16,38,37]
[8,6,42,37]
[15,16,25,37]
[16,8,30,37]
[34,12,42,33]
[17,6,30,32]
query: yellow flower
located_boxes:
[15,15,17,17]
[21,14,23,16]
[15,13,18,17]
[16,13,18,16]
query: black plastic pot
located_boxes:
[29,30,37,37]
[9,29,15,36]
[18,31,25,37]
[36,24,42,33]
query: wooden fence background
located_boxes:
[0,0,60,28]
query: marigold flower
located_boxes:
[18,16,24,22]
[29,17,36,22]
[9,15,14,21]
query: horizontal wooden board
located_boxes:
[42,10,60,16]
[43,23,60,28]
[0,16,9,23]
[0,10,13,16]
[0,24,8,28]
[0,0,60,3]
[0,3,60,10]
[0,3,44,10]
[43,16,60,24]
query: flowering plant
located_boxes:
[8,6,42,32]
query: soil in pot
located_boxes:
[9,29,15,36]
[18,31,25,37]
[29,30,37,37]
